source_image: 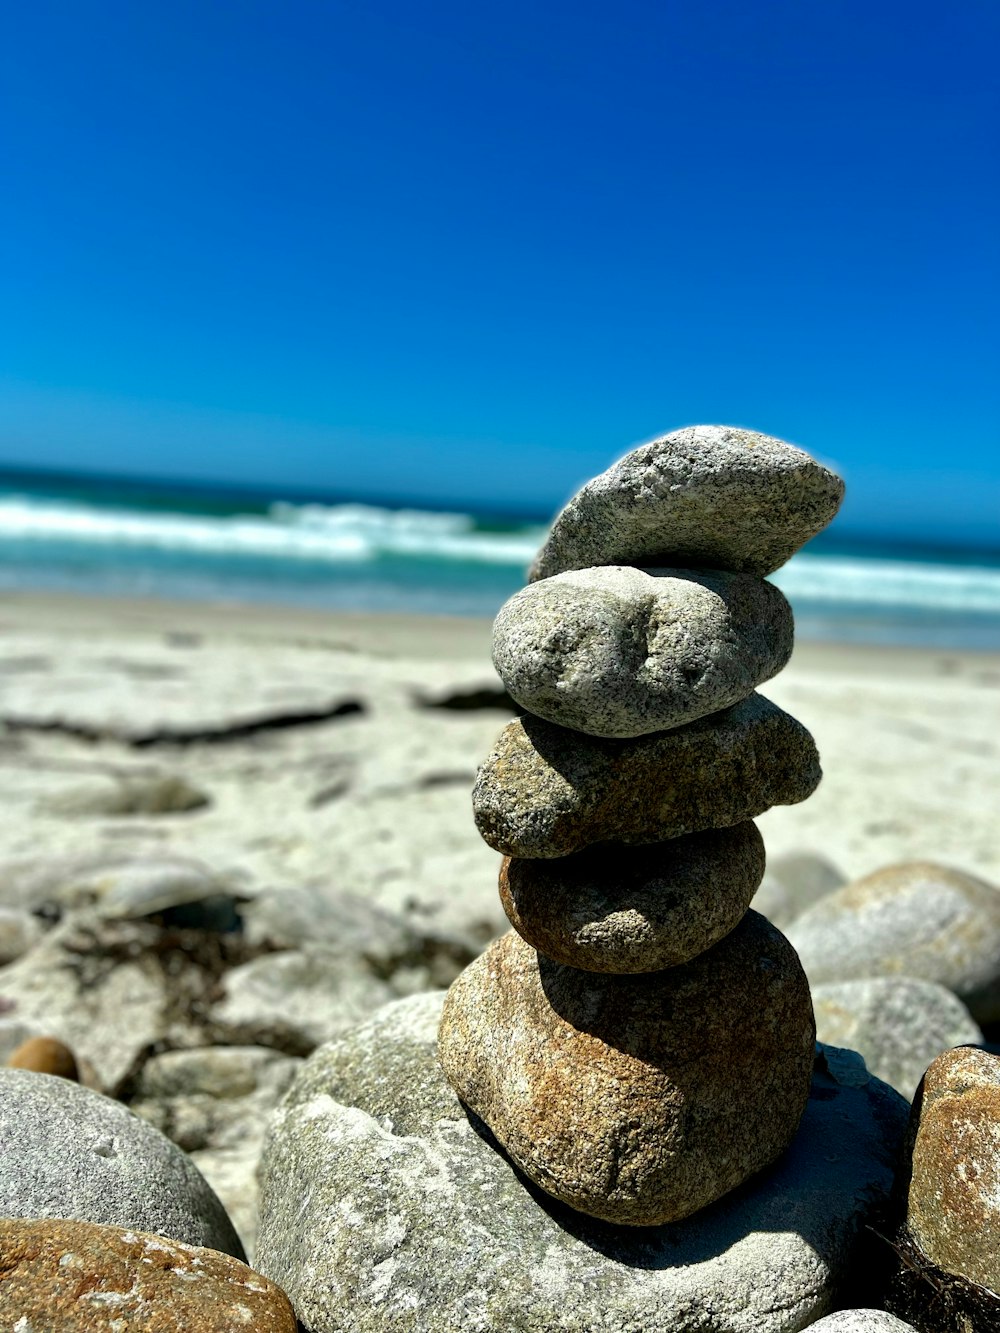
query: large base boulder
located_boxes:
[256,992,908,1333]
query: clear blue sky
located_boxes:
[1,1,998,541]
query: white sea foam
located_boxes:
[0,496,544,567]
[1,493,999,621]
[772,553,1000,617]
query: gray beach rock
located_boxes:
[57,854,240,922]
[134,1044,300,1105]
[240,884,471,989]
[129,1046,301,1152]
[804,1315,918,1331]
[257,993,908,1333]
[499,823,765,972]
[0,1069,245,1259]
[439,917,815,1225]
[210,946,400,1055]
[751,850,846,928]
[474,693,821,858]
[493,565,793,737]
[0,852,139,911]
[812,977,982,1100]
[0,906,44,964]
[530,424,845,582]
[786,861,1000,1023]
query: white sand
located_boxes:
[1,590,997,945]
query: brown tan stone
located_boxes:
[473,693,820,858]
[0,1217,297,1331]
[438,913,815,1225]
[7,1035,80,1080]
[905,1046,1000,1293]
[499,823,765,972]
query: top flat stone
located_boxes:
[530,425,845,581]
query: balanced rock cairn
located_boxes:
[439,425,846,1227]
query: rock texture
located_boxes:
[786,861,1000,1023]
[529,424,845,581]
[210,946,400,1055]
[438,916,815,1224]
[492,565,793,737]
[498,823,765,972]
[904,1046,1000,1293]
[812,978,982,1100]
[805,1315,918,1332]
[257,993,908,1333]
[0,1218,296,1331]
[0,1069,244,1260]
[474,693,821,857]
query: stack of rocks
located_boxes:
[440,424,845,1225]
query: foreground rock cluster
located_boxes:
[3,428,999,1331]
[441,425,840,1228]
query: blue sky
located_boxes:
[1,1,998,542]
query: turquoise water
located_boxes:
[1,465,999,649]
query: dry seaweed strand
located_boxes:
[879,1225,1000,1333]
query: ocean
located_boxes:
[1,466,999,651]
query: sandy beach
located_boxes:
[1,588,998,934]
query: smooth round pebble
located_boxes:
[493,565,793,737]
[499,823,765,972]
[0,1069,245,1260]
[7,1034,80,1080]
[0,905,44,964]
[750,849,845,928]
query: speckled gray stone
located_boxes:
[805,1315,918,1332]
[786,861,1000,1024]
[530,425,845,582]
[499,823,765,972]
[256,993,908,1333]
[812,977,983,1101]
[750,849,846,929]
[492,565,793,737]
[439,917,815,1225]
[0,1069,244,1260]
[474,693,821,858]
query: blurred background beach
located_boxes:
[1,4,998,1261]
[1,0,998,890]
